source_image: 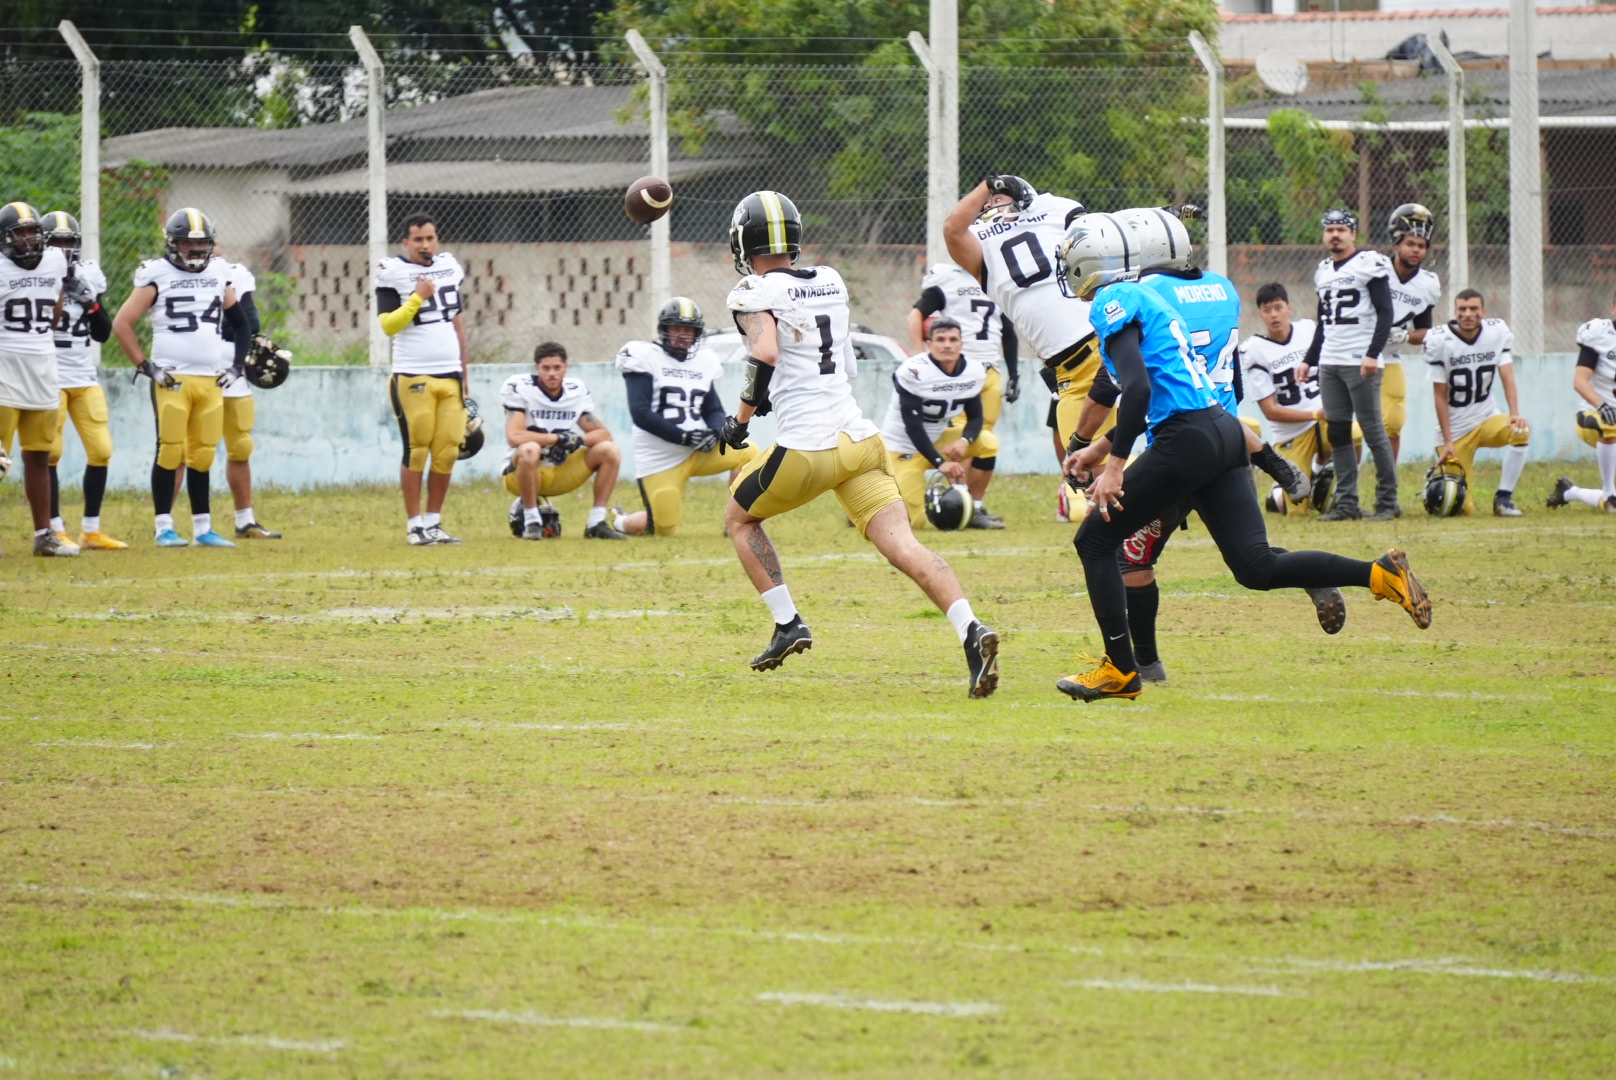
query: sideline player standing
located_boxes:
[880,317,993,529]
[1301,208,1400,521]
[1053,212,1431,702]
[717,190,1000,697]
[1551,292,1616,512]
[375,211,469,546]
[110,208,251,548]
[40,210,124,550]
[214,256,281,539]
[1424,290,1529,516]
[613,298,756,537]
[1382,204,1442,463]
[905,262,1017,527]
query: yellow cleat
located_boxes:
[1057,653,1142,702]
[1370,548,1431,629]
[77,530,129,551]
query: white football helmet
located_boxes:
[1114,206,1194,271]
[1057,213,1141,300]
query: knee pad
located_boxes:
[185,445,218,472]
[84,429,113,468]
[970,455,996,472]
[156,440,186,471]
[1326,421,1354,452]
[227,431,254,463]
[407,445,431,472]
[428,447,458,475]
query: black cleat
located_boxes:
[235,521,282,539]
[963,620,1000,698]
[1306,586,1347,635]
[584,520,629,540]
[1546,476,1574,509]
[1316,505,1362,522]
[751,616,812,671]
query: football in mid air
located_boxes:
[625,175,673,224]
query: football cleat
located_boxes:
[236,521,283,539]
[1546,476,1574,509]
[751,616,812,671]
[1136,659,1168,684]
[78,530,127,550]
[52,529,74,548]
[1306,586,1347,635]
[1366,505,1404,521]
[1492,494,1522,518]
[1607,494,1616,515]
[423,524,460,544]
[155,529,189,548]
[1370,548,1431,629]
[1057,654,1142,702]
[1316,505,1361,522]
[963,620,1000,699]
[407,526,436,546]
[584,520,628,540]
[521,520,546,541]
[33,532,79,557]
[1056,483,1071,523]
[193,530,236,548]
[966,508,1006,530]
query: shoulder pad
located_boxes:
[728,274,785,313]
[1575,319,1611,346]
[77,261,108,295]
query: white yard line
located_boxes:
[233,732,384,741]
[432,1009,683,1032]
[114,1027,344,1052]
[1247,957,1614,984]
[1067,977,1292,997]
[32,740,170,750]
[757,992,1000,1017]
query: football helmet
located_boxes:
[458,399,485,460]
[245,335,292,389]
[977,174,1037,224]
[1114,206,1194,271]
[1321,207,1358,231]
[41,210,81,259]
[0,201,45,270]
[164,208,217,272]
[1265,484,1288,514]
[1057,212,1145,300]
[1388,202,1436,244]
[729,191,801,275]
[1423,459,1468,517]
[924,474,973,531]
[1310,463,1338,514]
[656,296,704,360]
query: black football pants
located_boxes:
[1074,407,1374,674]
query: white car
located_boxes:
[702,327,909,366]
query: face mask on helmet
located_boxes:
[924,475,973,531]
[1422,461,1468,517]
[165,208,217,272]
[0,202,45,270]
[42,211,81,261]
[656,296,705,359]
[1388,203,1436,244]
[729,191,802,276]
[1057,213,1141,300]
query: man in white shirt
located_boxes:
[1551,291,1616,512]
[880,318,994,529]
[1424,289,1529,517]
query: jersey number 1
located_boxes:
[814,315,836,375]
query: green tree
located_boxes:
[1263,108,1356,243]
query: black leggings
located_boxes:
[1074,408,1373,673]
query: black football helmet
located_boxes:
[1423,460,1468,517]
[1310,463,1338,514]
[924,474,972,531]
[41,210,81,260]
[1388,202,1436,244]
[1265,484,1288,514]
[458,399,484,460]
[165,207,217,272]
[978,174,1037,224]
[1321,207,1358,232]
[0,201,45,270]
[245,335,292,389]
[656,296,705,360]
[729,191,802,275]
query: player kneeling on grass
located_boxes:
[1423,290,1529,517]
[881,317,997,529]
[1551,292,1616,513]
[612,297,757,537]
[500,342,627,540]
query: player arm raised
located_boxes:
[943,182,990,284]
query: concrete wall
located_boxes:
[1217,7,1616,64]
[39,353,1599,495]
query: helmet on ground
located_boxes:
[1266,484,1288,514]
[1423,459,1468,517]
[1113,206,1195,271]
[164,208,217,272]
[656,296,704,359]
[1057,212,1146,300]
[458,398,484,460]
[507,498,562,538]
[1388,202,1436,244]
[41,210,81,260]
[924,474,972,531]
[729,191,801,276]
[1321,207,1358,232]
[1310,463,1337,513]
[0,201,45,270]
[508,497,525,537]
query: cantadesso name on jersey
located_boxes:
[787,283,843,300]
[1172,283,1229,304]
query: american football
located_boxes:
[624,174,673,223]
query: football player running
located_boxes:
[612,297,756,537]
[1053,211,1432,703]
[0,201,76,556]
[880,317,994,529]
[905,262,1017,526]
[500,341,627,540]
[110,208,251,548]
[1423,289,1529,516]
[1382,204,1442,463]
[40,210,124,550]
[1552,290,1616,512]
[718,191,1000,697]
[376,211,469,545]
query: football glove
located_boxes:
[545,432,585,464]
[217,363,245,389]
[62,273,97,307]
[718,416,750,454]
[681,428,720,453]
[134,360,179,390]
[1600,402,1616,428]
[1003,373,1021,404]
[1386,325,1411,347]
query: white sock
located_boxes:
[192,513,211,537]
[422,511,441,528]
[524,506,542,525]
[973,499,984,512]
[946,598,977,643]
[408,514,424,530]
[761,584,798,625]
[34,527,49,539]
[82,515,99,534]
[50,516,65,533]
[587,506,606,528]
[1498,444,1528,494]
[154,513,174,535]
[1597,441,1616,497]
[1567,485,1605,508]
[235,508,254,529]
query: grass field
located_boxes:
[2,465,1614,1079]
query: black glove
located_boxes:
[217,364,245,389]
[1600,402,1616,427]
[63,273,96,306]
[1003,373,1020,404]
[134,360,178,390]
[983,174,1036,212]
[718,416,750,454]
[681,428,720,453]
[545,432,585,464]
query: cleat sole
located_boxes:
[967,630,1000,699]
[1307,587,1347,635]
[751,637,812,672]
[1056,677,1141,702]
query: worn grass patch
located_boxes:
[2,467,1613,1078]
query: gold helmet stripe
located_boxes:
[677,297,694,319]
[46,211,65,230]
[6,201,35,221]
[759,191,786,253]
[186,208,204,235]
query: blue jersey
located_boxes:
[1090,280,1219,435]
[1140,268,1242,412]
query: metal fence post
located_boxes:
[1508,0,1543,352]
[58,21,100,264]
[1428,35,1468,296]
[907,33,945,267]
[625,30,669,311]
[1188,31,1225,277]
[350,27,388,369]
